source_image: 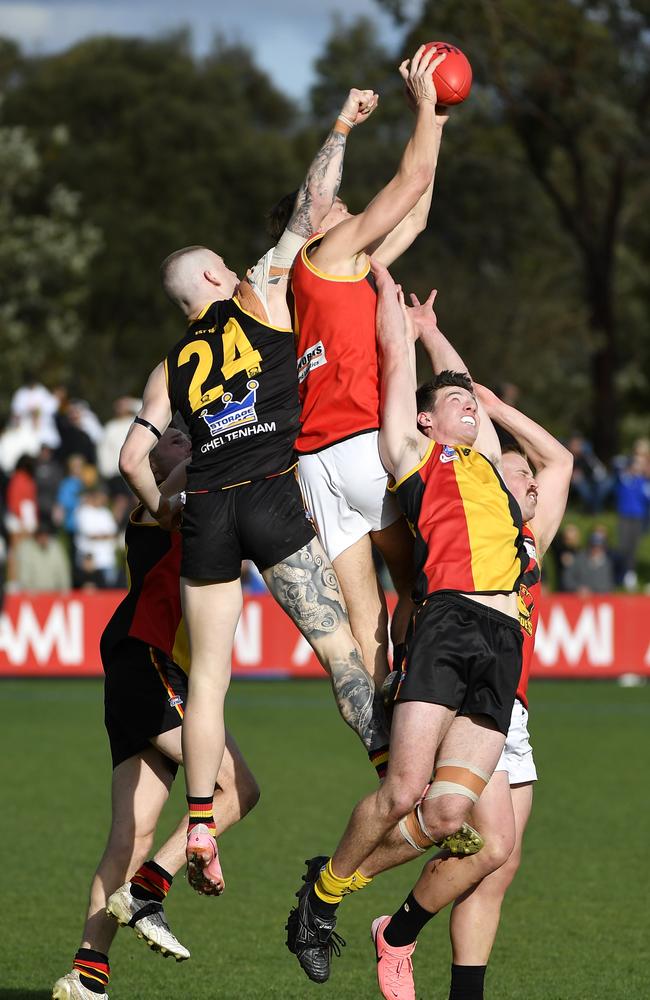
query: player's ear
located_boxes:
[204,269,220,286]
[417,409,433,432]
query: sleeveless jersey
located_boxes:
[292,234,379,453]
[166,296,300,491]
[100,511,189,672]
[516,523,541,708]
[391,441,527,603]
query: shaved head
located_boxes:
[160,246,238,316]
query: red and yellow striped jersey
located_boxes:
[100,511,189,672]
[391,441,527,602]
[516,523,541,708]
[292,234,379,453]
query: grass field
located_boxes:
[1,679,648,1000]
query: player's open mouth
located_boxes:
[460,416,475,425]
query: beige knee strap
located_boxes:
[398,804,435,853]
[424,758,490,805]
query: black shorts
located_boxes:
[103,637,187,771]
[397,592,523,735]
[181,470,315,581]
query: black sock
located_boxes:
[308,885,339,919]
[449,964,487,1000]
[382,891,436,947]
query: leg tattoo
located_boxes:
[266,539,390,751]
[328,649,390,754]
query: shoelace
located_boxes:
[328,930,346,959]
[384,952,413,987]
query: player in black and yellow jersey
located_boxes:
[53,429,260,1000]
[119,91,391,899]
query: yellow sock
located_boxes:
[347,869,373,894]
[314,859,355,905]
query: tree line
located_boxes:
[0,0,648,456]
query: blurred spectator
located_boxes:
[34,445,64,521]
[567,433,614,513]
[4,454,38,586]
[14,521,71,592]
[10,373,60,449]
[98,396,140,495]
[563,527,615,595]
[54,455,87,539]
[75,488,118,587]
[56,400,97,465]
[5,455,38,537]
[0,413,40,473]
[615,447,650,590]
[76,552,107,590]
[553,523,583,592]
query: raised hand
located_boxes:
[339,87,380,127]
[472,383,503,414]
[399,44,446,109]
[408,289,439,340]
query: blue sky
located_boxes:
[0,1,423,98]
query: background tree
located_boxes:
[376,0,650,456]
[0,120,101,395]
[0,32,303,412]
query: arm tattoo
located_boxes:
[288,130,347,239]
[266,538,390,751]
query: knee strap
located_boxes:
[398,804,435,853]
[424,758,490,805]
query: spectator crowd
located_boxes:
[1,377,649,597]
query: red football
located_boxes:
[423,41,473,105]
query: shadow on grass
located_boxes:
[0,991,53,1000]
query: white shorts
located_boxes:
[495,699,537,785]
[297,431,402,562]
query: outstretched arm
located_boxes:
[119,363,176,528]
[312,46,446,273]
[412,291,501,465]
[285,88,379,242]
[374,260,427,481]
[370,87,448,267]
[474,384,573,556]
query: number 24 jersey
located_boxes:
[165,297,300,491]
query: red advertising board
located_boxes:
[0,592,648,679]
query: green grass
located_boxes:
[1,679,648,999]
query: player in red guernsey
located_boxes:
[291,45,450,713]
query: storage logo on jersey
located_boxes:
[202,380,260,437]
[297,341,327,384]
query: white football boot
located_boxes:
[106,882,190,961]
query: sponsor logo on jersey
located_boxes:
[439,444,459,463]
[297,341,327,383]
[200,421,277,453]
[517,583,535,636]
[201,380,259,437]
[169,696,183,708]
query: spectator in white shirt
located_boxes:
[75,489,118,587]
